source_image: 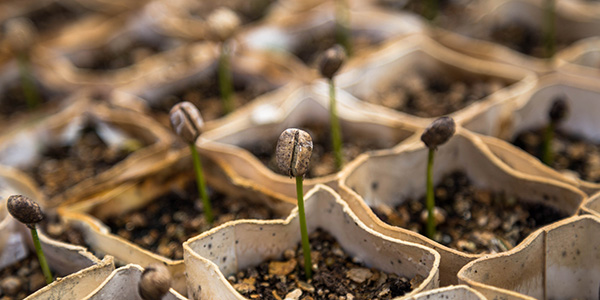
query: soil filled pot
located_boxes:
[199,83,419,204]
[336,34,536,131]
[0,97,173,207]
[338,127,586,285]
[183,185,440,299]
[458,215,600,300]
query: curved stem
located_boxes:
[31,227,53,284]
[296,175,312,280]
[426,148,436,239]
[191,143,213,224]
[329,79,343,171]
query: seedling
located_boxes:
[170,102,213,224]
[420,116,456,239]
[207,8,241,115]
[6,18,40,110]
[7,195,53,284]
[543,0,556,59]
[424,0,438,21]
[139,263,172,300]
[318,45,346,171]
[542,96,568,166]
[276,128,313,279]
[335,0,353,56]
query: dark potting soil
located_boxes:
[39,211,88,248]
[154,71,275,123]
[489,21,569,59]
[365,72,506,118]
[27,124,140,201]
[24,1,93,35]
[294,30,380,66]
[377,0,474,29]
[228,228,418,300]
[243,123,400,178]
[104,181,285,260]
[72,38,167,71]
[512,127,600,183]
[0,254,52,299]
[0,79,62,121]
[371,171,567,254]
[190,0,275,25]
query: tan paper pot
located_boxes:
[556,36,600,80]
[405,285,486,300]
[199,82,420,204]
[338,127,586,285]
[580,190,600,218]
[490,72,600,195]
[336,33,536,132]
[458,215,600,300]
[79,264,187,300]
[0,97,173,207]
[183,185,440,299]
[25,256,114,300]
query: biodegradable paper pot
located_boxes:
[490,72,600,195]
[25,256,114,300]
[0,97,173,207]
[183,185,440,300]
[336,34,536,133]
[338,127,586,285]
[458,215,600,300]
[580,190,600,218]
[556,36,600,79]
[80,264,187,300]
[199,82,420,204]
[405,285,486,300]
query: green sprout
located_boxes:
[139,263,172,300]
[420,116,456,239]
[6,18,40,110]
[169,102,213,224]
[543,0,556,59]
[318,45,347,171]
[424,0,438,21]
[276,128,313,280]
[207,8,241,115]
[7,195,53,284]
[334,0,353,56]
[542,96,568,166]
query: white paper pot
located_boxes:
[338,127,586,285]
[184,184,440,300]
[458,215,600,300]
[556,36,600,80]
[405,285,486,300]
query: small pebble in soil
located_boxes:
[513,128,600,183]
[229,229,415,300]
[371,171,567,254]
[0,255,51,299]
[104,180,285,260]
[366,72,506,118]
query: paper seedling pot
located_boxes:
[490,72,600,195]
[336,34,536,132]
[79,264,187,300]
[199,82,420,204]
[556,36,600,80]
[338,127,586,285]
[580,190,600,218]
[0,97,173,207]
[404,285,486,300]
[183,185,440,300]
[25,256,115,300]
[458,215,600,300]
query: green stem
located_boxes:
[329,79,343,171]
[335,0,353,56]
[426,148,436,239]
[296,175,312,280]
[17,53,40,110]
[30,227,53,284]
[542,122,555,166]
[424,0,438,22]
[190,143,213,224]
[218,43,234,115]
[543,0,556,59]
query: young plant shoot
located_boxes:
[335,0,353,56]
[6,18,40,110]
[170,102,213,224]
[543,0,556,59]
[424,0,438,21]
[7,195,53,284]
[318,45,347,171]
[276,128,313,279]
[420,116,456,239]
[207,8,241,115]
[139,263,172,300]
[542,96,568,166]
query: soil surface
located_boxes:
[0,254,51,299]
[154,71,275,124]
[243,123,401,178]
[513,127,600,183]
[371,171,567,254]
[25,1,93,35]
[489,21,569,58]
[365,72,506,118]
[104,180,285,260]
[27,123,140,201]
[72,38,167,70]
[229,228,418,300]
[0,79,52,121]
[39,211,88,248]
[294,29,380,66]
